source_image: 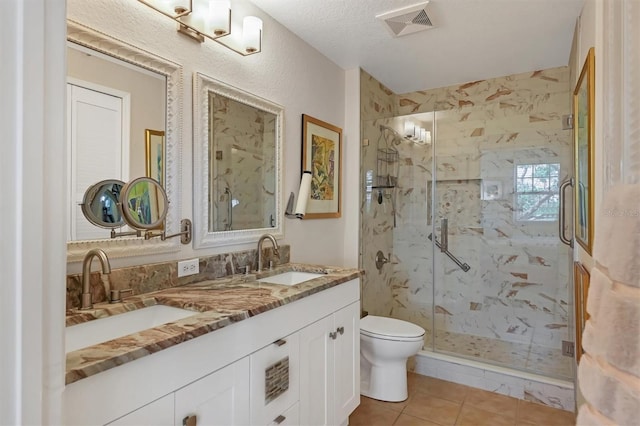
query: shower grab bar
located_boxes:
[428,233,471,272]
[224,187,233,231]
[558,178,573,247]
[440,218,448,252]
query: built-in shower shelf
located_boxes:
[372,185,395,189]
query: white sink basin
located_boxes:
[66,305,196,353]
[257,271,324,286]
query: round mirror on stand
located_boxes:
[119,177,168,230]
[81,179,126,230]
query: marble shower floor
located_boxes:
[349,373,576,426]
[432,330,573,380]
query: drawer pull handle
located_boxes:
[183,415,197,426]
[273,415,286,424]
[336,326,345,335]
[273,338,287,346]
[329,331,337,340]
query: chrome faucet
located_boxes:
[257,234,280,272]
[80,248,111,310]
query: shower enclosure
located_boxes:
[360,107,573,381]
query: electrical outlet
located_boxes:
[178,258,199,277]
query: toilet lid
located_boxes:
[360,315,425,339]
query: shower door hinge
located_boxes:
[562,114,574,130]
[562,340,575,357]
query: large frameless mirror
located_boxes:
[66,20,183,261]
[193,72,283,247]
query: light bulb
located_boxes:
[404,121,415,138]
[242,16,262,53]
[153,0,191,17]
[420,128,427,143]
[208,0,230,36]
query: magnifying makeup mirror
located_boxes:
[81,179,126,229]
[81,176,190,244]
[119,177,168,230]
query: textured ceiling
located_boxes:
[251,0,585,94]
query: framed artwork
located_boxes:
[301,114,342,219]
[573,48,595,254]
[145,129,165,187]
[574,261,590,362]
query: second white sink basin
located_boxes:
[66,305,196,353]
[257,271,324,286]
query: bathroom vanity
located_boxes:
[63,264,361,426]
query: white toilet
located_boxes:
[360,315,425,402]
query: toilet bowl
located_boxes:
[360,315,425,402]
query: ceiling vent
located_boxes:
[376,2,434,38]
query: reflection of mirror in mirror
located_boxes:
[66,42,166,241]
[81,179,125,231]
[120,177,168,230]
[209,93,277,232]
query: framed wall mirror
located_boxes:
[66,20,183,261]
[573,47,595,254]
[193,72,283,247]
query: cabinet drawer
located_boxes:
[250,332,299,425]
[267,402,299,426]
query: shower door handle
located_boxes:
[224,187,233,231]
[440,218,448,252]
[559,179,573,247]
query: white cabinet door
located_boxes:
[267,402,299,426]
[174,357,250,426]
[250,332,300,425]
[107,394,174,426]
[299,301,360,426]
[333,302,360,424]
[299,314,333,426]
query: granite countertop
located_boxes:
[65,263,362,385]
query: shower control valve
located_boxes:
[375,250,391,271]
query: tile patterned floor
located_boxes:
[349,373,576,426]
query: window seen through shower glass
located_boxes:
[515,163,560,221]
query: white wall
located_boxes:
[342,68,362,268]
[66,0,350,270]
[1,0,67,424]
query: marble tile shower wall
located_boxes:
[211,95,275,231]
[66,245,289,310]
[360,67,573,353]
[360,70,398,317]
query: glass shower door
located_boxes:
[431,110,573,379]
[431,109,485,360]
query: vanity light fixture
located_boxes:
[402,121,431,144]
[138,0,263,56]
